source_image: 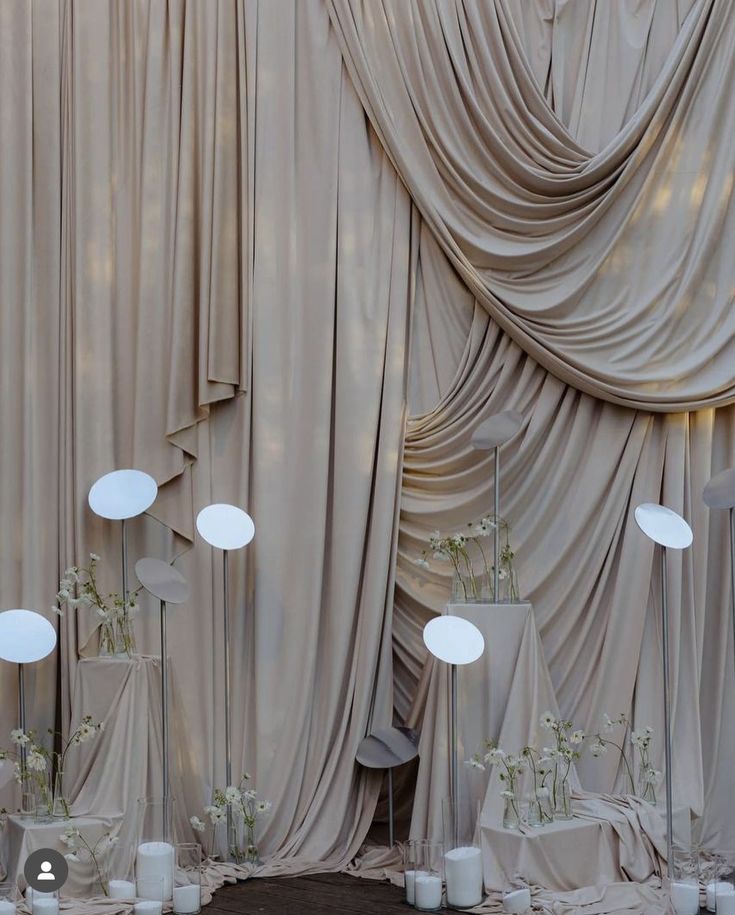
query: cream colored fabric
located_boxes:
[327,0,735,410]
[2,2,735,904]
[1,0,412,879]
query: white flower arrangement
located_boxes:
[415,515,520,602]
[590,713,660,803]
[55,553,139,657]
[5,717,103,818]
[60,825,118,895]
[195,773,271,865]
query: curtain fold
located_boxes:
[326,0,735,410]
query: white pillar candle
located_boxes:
[405,869,416,905]
[108,879,136,899]
[137,841,175,900]
[670,880,699,915]
[719,891,735,915]
[414,873,442,910]
[0,900,16,915]
[31,900,58,915]
[173,885,201,915]
[708,881,734,912]
[134,902,162,915]
[25,889,53,909]
[671,881,699,915]
[444,846,483,908]
[503,887,531,914]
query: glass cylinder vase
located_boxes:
[553,776,573,820]
[502,790,521,830]
[136,797,176,901]
[669,845,699,915]
[404,840,418,906]
[414,841,444,912]
[52,771,71,819]
[442,797,483,908]
[173,844,202,915]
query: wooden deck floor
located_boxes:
[206,872,457,914]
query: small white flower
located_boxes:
[64,853,80,862]
[52,605,64,617]
[498,568,508,580]
[57,589,70,602]
[645,725,654,736]
[603,714,615,732]
[190,816,206,832]
[500,790,515,800]
[10,729,30,746]
[225,786,241,804]
[414,557,430,570]
[540,711,556,730]
[256,801,272,814]
[465,758,486,771]
[27,750,47,772]
[484,748,505,765]
[570,730,585,745]
[90,553,100,562]
[204,805,225,824]
[590,741,607,758]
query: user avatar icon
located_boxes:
[24,848,68,893]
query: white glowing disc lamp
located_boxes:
[634,503,692,878]
[196,503,255,858]
[88,469,158,610]
[0,609,57,785]
[423,615,484,844]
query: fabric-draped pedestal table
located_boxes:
[410,602,563,842]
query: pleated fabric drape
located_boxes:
[2,0,735,875]
[326,0,735,410]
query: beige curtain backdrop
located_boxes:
[327,0,735,410]
[1,0,735,888]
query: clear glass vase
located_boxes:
[502,791,521,830]
[52,770,71,819]
[442,797,483,908]
[136,796,176,901]
[99,615,136,658]
[637,771,657,804]
[32,772,54,823]
[553,778,573,820]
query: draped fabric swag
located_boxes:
[1,0,734,880]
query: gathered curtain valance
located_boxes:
[326,0,735,410]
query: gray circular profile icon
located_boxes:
[24,848,68,893]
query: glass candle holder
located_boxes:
[442,797,483,908]
[136,874,164,915]
[136,797,176,901]
[717,856,735,915]
[704,851,735,912]
[29,891,58,915]
[173,844,202,915]
[413,840,443,912]
[106,842,137,899]
[403,839,418,906]
[0,883,19,915]
[669,845,699,915]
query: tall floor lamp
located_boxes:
[471,411,523,600]
[135,558,190,811]
[0,609,57,810]
[634,503,693,878]
[422,614,485,845]
[88,469,158,609]
[196,503,255,857]
[703,467,735,681]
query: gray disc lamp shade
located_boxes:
[135,558,190,810]
[470,410,523,600]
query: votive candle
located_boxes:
[414,873,442,911]
[173,885,201,915]
[503,887,531,913]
